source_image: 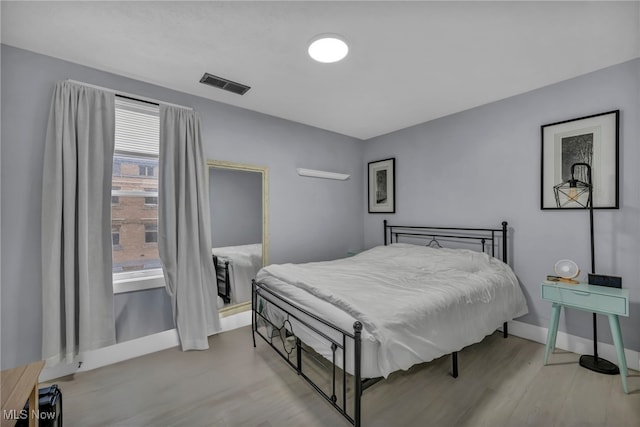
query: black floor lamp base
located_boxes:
[579,355,619,375]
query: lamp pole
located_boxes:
[569,162,595,274]
[569,163,619,374]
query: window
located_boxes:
[112,97,163,293]
[139,165,155,176]
[112,226,121,247]
[112,186,121,205]
[144,224,158,243]
[144,195,158,205]
[143,187,158,206]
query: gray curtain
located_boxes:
[41,81,116,365]
[158,105,220,350]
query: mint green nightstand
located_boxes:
[541,281,630,394]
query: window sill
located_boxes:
[113,271,165,294]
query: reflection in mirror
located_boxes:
[207,160,268,316]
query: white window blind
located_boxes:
[114,96,159,157]
[112,95,163,293]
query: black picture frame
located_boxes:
[541,110,619,209]
[368,158,395,213]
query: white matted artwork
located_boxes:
[368,158,395,213]
[541,110,619,209]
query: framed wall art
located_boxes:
[541,110,619,209]
[368,158,395,213]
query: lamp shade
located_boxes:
[553,162,593,209]
[553,177,591,208]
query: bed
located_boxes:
[251,221,528,426]
[212,243,262,305]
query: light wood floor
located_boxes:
[53,326,639,426]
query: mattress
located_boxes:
[255,243,528,379]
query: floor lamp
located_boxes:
[553,162,619,375]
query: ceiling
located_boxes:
[2,1,639,140]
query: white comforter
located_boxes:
[256,243,528,377]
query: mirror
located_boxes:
[208,160,268,316]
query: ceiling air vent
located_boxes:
[199,73,250,95]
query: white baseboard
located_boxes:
[506,320,640,373]
[41,315,637,382]
[40,310,252,382]
[220,310,252,331]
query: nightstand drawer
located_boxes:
[541,284,628,316]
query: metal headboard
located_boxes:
[383,220,509,264]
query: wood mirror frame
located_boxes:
[207,160,269,316]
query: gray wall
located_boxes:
[2,43,638,371]
[1,45,364,370]
[209,167,262,248]
[363,58,640,351]
[115,288,174,343]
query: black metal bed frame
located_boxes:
[213,254,231,304]
[252,220,511,427]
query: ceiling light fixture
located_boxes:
[308,35,349,63]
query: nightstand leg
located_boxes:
[608,314,628,394]
[544,303,562,365]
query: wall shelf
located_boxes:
[296,168,350,180]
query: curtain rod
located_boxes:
[66,79,193,110]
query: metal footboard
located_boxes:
[252,279,373,426]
